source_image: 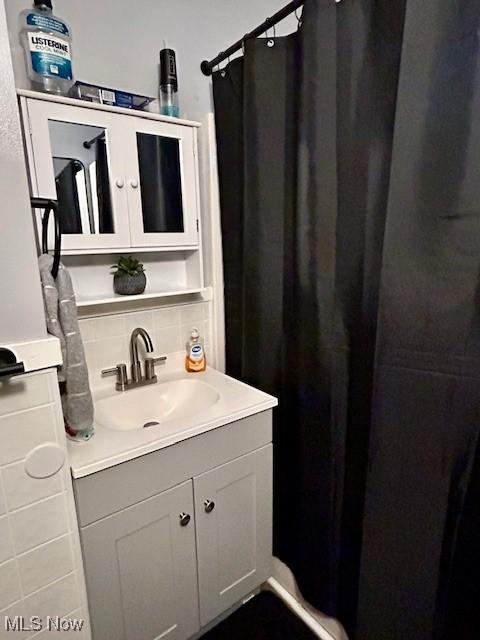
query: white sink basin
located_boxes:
[95,378,220,431]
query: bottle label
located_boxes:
[189,344,204,363]
[28,32,73,80]
[26,12,70,36]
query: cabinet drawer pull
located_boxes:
[115,178,124,189]
[179,513,191,526]
[130,178,139,189]
[204,499,215,513]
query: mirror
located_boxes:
[137,133,184,233]
[48,120,114,235]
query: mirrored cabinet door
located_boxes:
[126,120,199,247]
[26,100,130,251]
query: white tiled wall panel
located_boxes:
[80,301,213,389]
[10,494,70,554]
[17,536,74,596]
[2,462,63,511]
[0,369,91,639]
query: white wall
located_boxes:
[5,0,297,121]
[0,0,46,344]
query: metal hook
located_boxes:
[265,18,276,48]
[295,7,303,28]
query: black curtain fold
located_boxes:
[213,1,480,638]
[95,138,114,234]
[55,161,82,234]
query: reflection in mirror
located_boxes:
[48,120,114,235]
[137,133,184,233]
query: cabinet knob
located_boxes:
[179,512,191,527]
[115,178,124,189]
[204,499,215,513]
[130,178,139,189]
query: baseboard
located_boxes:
[264,578,338,640]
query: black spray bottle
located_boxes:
[159,48,179,117]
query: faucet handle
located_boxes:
[101,363,128,391]
[145,356,167,381]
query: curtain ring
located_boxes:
[219,55,231,78]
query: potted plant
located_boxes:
[111,256,146,296]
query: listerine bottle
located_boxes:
[20,0,74,95]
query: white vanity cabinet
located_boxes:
[194,446,273,627]
[80,481,199,640]
[73,411,273,640]
[20,91,201,252]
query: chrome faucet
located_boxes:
[101,327,167,391]
[130,327,154,383]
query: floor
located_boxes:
[202,591,318,639]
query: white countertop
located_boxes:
[67,367,277,478]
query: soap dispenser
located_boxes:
[185,328,206,372]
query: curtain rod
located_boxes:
[200,0,305,76]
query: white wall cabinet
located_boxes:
[74,412,273,640]
[20,92,201,253]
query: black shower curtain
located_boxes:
[213,1,480,639]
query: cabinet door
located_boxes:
[194,445,273,626]
[25,99,131,251]
[125,118,200,248]
[80,480,199,640]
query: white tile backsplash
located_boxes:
[0,406,57,466]
[153,306,181,329]
[124,310,155,337]
[93,314,126,340]
[0,560,22,610]
[10,494,69,555]
[18,536,74,596]
[2,462,63,512]
[78,302,213,390]
[180,303,206,326]
[154,326,183,355]
[0,517,14,564]
[94,336,128,372]
[78,319,96,343]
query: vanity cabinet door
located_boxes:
[125,118,200,248]
[80,480,199,640]
[23,98,131,251]
[194,445,273,626]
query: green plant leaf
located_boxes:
[111,255,145,276]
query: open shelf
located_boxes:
[76,286,210,309]
[62,249,206,312]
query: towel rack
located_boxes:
[0,348,25,379]
[31,197,61,279]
